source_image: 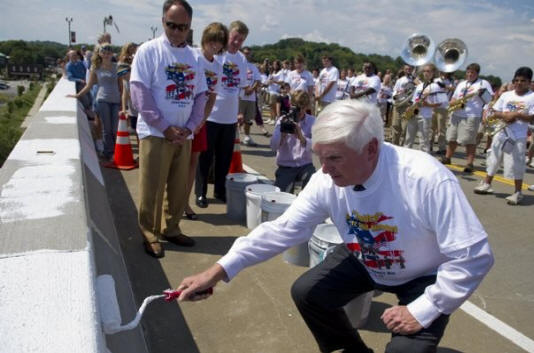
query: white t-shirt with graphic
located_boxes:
[411,82,442,119]
[318,66,339,103]
[393,76,414,98]
[267,70,284,95]
[433,77,452,108]
[207,50,248,124]
[378,85,393,104]
[493,90,534,139]
[350,74,382,104]
[131,35,207,139]
[336,78,350,100]
[218,143,491,327]
[239,62,261,102]
[452,78,494,118]
[195,48,222,96]
[288,69,314,93]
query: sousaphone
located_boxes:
[434,38,468,73]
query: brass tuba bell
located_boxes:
[434,38,468,73]
[400,33,436,67]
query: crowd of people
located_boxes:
[60,0,533,352]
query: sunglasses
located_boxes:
[165,21,190,32]
[100,46,113,52]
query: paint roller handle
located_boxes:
[163,287,213,302]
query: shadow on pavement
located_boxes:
[101,167,201,353]
[241,148,276,158]
[162,235,238,256]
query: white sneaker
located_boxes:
[505,192,523,205]
[242,136,257,146]
[474,181,493,194]
[528,185,534,191]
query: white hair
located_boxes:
[312,100,384,153]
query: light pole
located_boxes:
[150,26,157,39]
[103,15,113,33]
[65,17,73,47]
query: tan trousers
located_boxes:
[138,136,191,243]
[390,105,408,146]
[432,107,448,152]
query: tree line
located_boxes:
[0,38,502,87]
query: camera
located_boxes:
[279,107,300,134]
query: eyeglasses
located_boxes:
[100,46,113,52]
[165,21,190,32]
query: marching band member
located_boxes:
[316,55,339,114]
[349,61,381,103]
[432,72,455,155]
[474,67,534,205]
[336,69,350,100]
[287,54,315,96]
[442,63,494,172]
[390,65,415,145]
[404,64,441,153]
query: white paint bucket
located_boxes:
[226,173,258,220]
[308,223,374,328]
[245,183,280,229]
[260,191,308,266]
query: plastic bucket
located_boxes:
[245,184,280,229]
[226,173,258,220]
[308,223,343,267]
[260,191,296,222]
[260,192,308,266]
[308,223,373,328]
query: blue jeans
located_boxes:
[96,100,120,158]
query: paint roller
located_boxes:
[96,274,212,335]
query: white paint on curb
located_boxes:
[8,138,80,163]
[0,250,100,353]
[0,164,78,222]
[45,116,76,124]
[0,139,80,223]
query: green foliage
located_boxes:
[0,82,41,166]
[250,38,406,74]
[17,85,25,96]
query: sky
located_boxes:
[2,0,534,81]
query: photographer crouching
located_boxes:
[270,91,316,193]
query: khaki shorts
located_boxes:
[239,99,256,123]
[446,115,481,145]
[268,93,279,105]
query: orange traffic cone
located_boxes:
[104,113,138,170]
[229,128,246,174]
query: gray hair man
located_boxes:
[176,100,494,353]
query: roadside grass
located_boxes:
[0,82,42,167]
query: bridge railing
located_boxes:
[0,77,148,353]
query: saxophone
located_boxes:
[484,114,507,136]
[447,91,478,114]
[401,89,433,120]
[482,96,507,136]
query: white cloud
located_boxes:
[1,0,533,80]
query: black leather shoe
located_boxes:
[196,196,208,208]
[163,234,196,247]
[463,164,474,173]
[214,193,227,203]
[144,241,164,258]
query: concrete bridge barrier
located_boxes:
[0,78,148,353]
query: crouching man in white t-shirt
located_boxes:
[175,100,494,353]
